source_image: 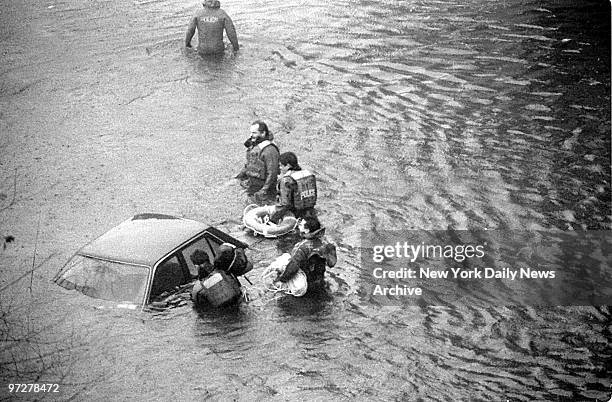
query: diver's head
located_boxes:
[279,152,301,174]
[203,0,220,9]
[299,216,321,237]
[250,120,270,141]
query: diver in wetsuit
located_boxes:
[274,216,337,294]
[185,0,239,54]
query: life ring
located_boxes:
[285,269,308,297]
[242,204,297,238]
[261,253,308,297]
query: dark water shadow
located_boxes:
[276,289,335,318]
[191,299,252,333]
[193,300,247,321]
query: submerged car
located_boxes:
[54,213,249,308]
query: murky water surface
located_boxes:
[0,0,610,400]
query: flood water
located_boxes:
[0,0,610,400]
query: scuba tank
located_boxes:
[199,270,241,307]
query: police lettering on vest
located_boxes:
[289,170,317,210]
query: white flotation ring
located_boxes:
[242,204,298,238]
[285,270,308,297]
[261,253,308,297]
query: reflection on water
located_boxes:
[0,0,610,400]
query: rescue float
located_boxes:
[242,204,298,238]
[261,253,308,297]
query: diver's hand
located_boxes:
[272,269,284,283]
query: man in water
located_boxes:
[235,121,280,204]
[190,249,213,279]
[270,151,317,223]
[274,216,337,294]
[185,0,239,55]
[191,245,243,307]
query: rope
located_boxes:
[240,286,250,302]
[260,264,288,293]
[259,263,308,297]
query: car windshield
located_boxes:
[55,255,150,305]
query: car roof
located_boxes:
[78,213,209,266]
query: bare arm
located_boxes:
[185,17,197,47]
[224,14,239,51]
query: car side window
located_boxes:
[180,234,222,278]
[206,234,223,256]
[150,255,186,300]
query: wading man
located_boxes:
[270,151,317,223]
[235,121,280,205]
[274,216,337,295]
[185,0,239,55]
